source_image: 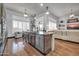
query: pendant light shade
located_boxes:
[24,9,28,17]
[45,6,50,15]
[69,9,75,18]
[69,14,75,18]
[24,13,28,17]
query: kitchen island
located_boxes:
[27,31,54,55]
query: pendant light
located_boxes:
[69,9,75,18]
[24,9,28,17]
[45,6,50,15]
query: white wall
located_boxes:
[6,11,12,37]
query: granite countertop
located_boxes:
[25,31,54,35]
[36,31,53,35]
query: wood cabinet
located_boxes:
[28,32,52,55]
[44,35,51,53]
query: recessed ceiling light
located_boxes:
[40,3,43,7]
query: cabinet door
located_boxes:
[39,35,44,52]
[36,35,44,52]
[70,32,79,43]
[28,34,31,44]
[31,35,35,46]
[44,35,51,53]
[25,33,29,42]
[36,35,40,49]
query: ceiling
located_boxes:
[4,3,79,18]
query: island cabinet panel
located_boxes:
[44,35,52,53]
[36,35,44,52]
[31,35,36,46]
[29,33,36,46]
[39,35,44,52]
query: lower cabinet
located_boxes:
[54,30,79,43]
[68,31,79,43]
[44,35,51,53]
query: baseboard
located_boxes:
[7,36,15,39]
[55,38,79,44]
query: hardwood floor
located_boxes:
[3,38,43,56]
[3,38,79,56]
[47,39,79,56]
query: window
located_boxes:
[18,21,22,32]
[13,20,18,28]
[39,24,43,30]
[22,22,26,31]
[48,21,57,31]
[13,20,30,33]
[22,22,29,31]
